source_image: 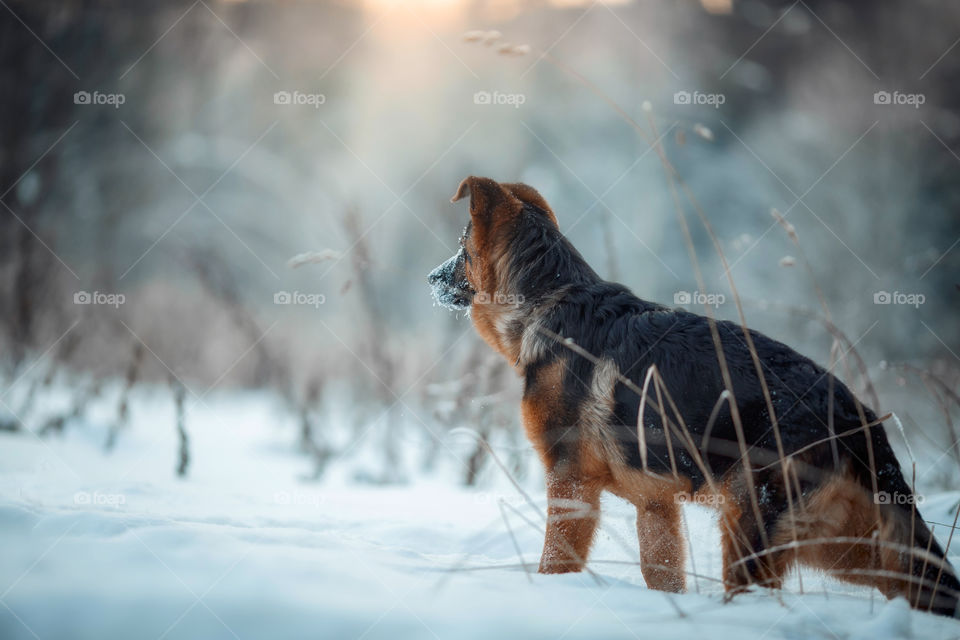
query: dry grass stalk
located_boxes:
[498,498,533,583]
[286,249,342,269]
[929,501,960,612]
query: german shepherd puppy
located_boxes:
[428,175,960,616]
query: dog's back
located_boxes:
[533,278,960,615]
[433,176,960,616]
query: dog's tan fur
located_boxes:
[433,176,960,616]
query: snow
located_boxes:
[2,388,960,640]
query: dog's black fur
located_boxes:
[429,177,960,616]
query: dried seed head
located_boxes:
[770,208,798,239]
[730,232,753,252]
[463,30,485,43]
[483,30,502,45]
[287,249,342,269]
[779,255,796,267]
[693,123,714,141]
[497,43,530,56]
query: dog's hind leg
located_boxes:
[720,473,794,594]
[636,498,686,592]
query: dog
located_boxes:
[428,175,960,616]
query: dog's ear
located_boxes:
[501,182,557,226]
[451,176,519,227]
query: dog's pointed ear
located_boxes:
[501,182,558,226]
[451,176,518,226]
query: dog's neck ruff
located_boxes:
[489,286,576,374]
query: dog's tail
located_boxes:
[845,428,960,617]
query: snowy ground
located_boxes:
[2,387,960,640]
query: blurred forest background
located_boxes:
[1,0,959,488]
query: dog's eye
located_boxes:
[458,239,472,265]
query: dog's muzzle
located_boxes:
[428,249,474,311]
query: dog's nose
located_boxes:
[429,253,458,286]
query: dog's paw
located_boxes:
[537,560,583,574]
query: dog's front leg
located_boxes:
[538,467,602,574]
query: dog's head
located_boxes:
[427,176,558,312]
